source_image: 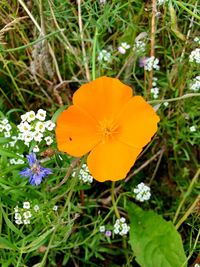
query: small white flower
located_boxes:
[4,131,11,138]
[23,132,33,143]
[190,76,200,91]
[18,121,32,133]
[133,40,146,54]
[23,201,30,209]
[151,87,159,99]
[21,113,28,122]
[34,205,40,212]
[33,131,43,142]
[23,211,32,219]
[15,219,23,225]
[15,213,22,220]
[134,183,151,202]
[189,48,200,64]
[189,126,196,132]
[35,121,45,133]
[98,49,111,62]
[36,109,46,121]
[163,102,169,107]
[33,145,40,152]
[45,120,55,131]
[99,0,106,3]
[2,118,8,125]
[5,124,12,132]
[17,133,23,140]
[53,205,58,211]
[26,111,36,123]
[157,0,168,5]
[144,56,160,71]
[44,136,53,145]
[14,206,18,213]
[23,219,30,225]
[99,226,106,233]
[194,37,200,45]
[118,42,130,55]
[15,158,24,164]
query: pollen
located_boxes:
[98,119,120,141]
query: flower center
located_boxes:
[98,119,120,141]
[31,163,41,175]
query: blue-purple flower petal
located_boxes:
[26,153,36,167]
[19,167,32,177]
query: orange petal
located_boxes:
[87,138,142,182]
[73,76,133,122]
[116,96,160,148]
[56,105,100,157]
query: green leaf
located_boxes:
[0,237,17,250]
[127,203,187,267]
[0,148,24,159]
[22,228,54,253]
[0,206,25,238]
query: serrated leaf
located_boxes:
[127,203,187,267]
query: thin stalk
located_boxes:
[173,168,200,224]
[111,181,120,219]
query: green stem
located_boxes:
[111,181,120,219]
[92,28,98,81]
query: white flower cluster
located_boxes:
[194,37,200,45]
[14,202,40,225]
[190,76,200,91]
[189,126,196,132]
[97,49,111,62]
[189,48,200,64]
[157,0,168,6]
[72,164,93,183]
[118,42,130,55]
[133,182,151,202]
[133,40,146,54]
[14,202,32,225]
[0,118,12,138]
[113,217,130,236]
[17,109,55,149]
[9,153,25,165]
[144,56,160,71]
[150,77,159,99]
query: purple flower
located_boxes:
[19,153,52,186]
[139,57,147,67]
[105,230,112,237]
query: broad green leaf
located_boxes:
[127,203,187,267]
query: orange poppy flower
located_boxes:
[56,76,160,182]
